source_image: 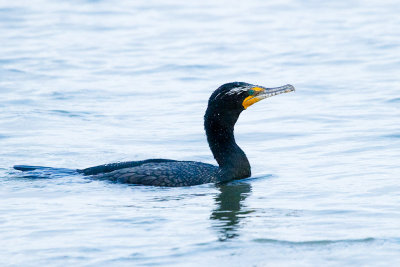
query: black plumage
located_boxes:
[14,82,294,187]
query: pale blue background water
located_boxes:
[1,0,399,266]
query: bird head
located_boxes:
[208,82,295,112]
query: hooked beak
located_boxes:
[242,84,295,109]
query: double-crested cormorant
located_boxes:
[14,82,294,187]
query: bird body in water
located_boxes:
[14,82,295,187]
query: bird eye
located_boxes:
[248,89,255,95]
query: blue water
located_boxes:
[1,0,400,266]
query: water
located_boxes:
[1,0,399,265]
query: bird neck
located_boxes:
[204,107,251,182]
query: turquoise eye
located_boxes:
[248,89,255,95]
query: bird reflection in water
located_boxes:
[210,182,253,241]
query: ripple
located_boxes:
[387,97,400,103]
[253,237,376,245]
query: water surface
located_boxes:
[1,0,400,266]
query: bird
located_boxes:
[14,82,295,187]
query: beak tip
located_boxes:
[287,84,295,92]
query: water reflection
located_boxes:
[210,182,252,241]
